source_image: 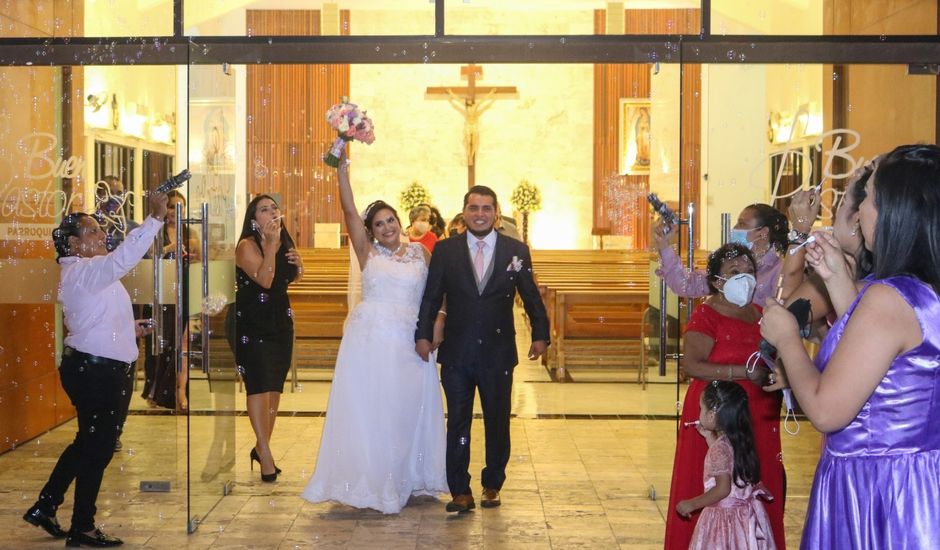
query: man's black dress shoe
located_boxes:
[65,529,123,547]
[22,505,66,538]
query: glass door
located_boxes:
[698,60,935,546]
[0,62,188,526]
[184,61,240,532]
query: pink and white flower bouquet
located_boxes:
[324,98,375,167]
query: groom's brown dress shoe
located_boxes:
[445,494,476,513]
[481,488,501,508]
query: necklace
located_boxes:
[374,242,403,257]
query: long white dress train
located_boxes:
[302,243,447,514]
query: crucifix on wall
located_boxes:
[426,64,518,188]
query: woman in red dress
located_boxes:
[664,243,785,550]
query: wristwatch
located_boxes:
[787,229,809,245]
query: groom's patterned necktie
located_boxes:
[474,240,486,282]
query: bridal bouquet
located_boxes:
[324,98,376,167]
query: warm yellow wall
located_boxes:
[700,65,771,250]
[84,66,178,136]
[350,9,596,249]
[82,65,178,213]
[648,64,681,204]
[349,62,595,250]
[84,0,173,36]
[712,0,823,34]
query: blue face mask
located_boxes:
[729,228,753,250]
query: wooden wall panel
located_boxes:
[593,9,701,251]
[681,62,702,250]
[246,10,350,248]
[0,3,83,454]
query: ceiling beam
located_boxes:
[1,35,939,66]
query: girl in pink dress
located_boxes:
[677,381,776,550]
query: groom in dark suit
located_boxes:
[416,185,550,513]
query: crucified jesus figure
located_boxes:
[447,88,497,167]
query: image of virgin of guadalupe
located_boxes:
[202,106,234,172]
[632,107,651,171]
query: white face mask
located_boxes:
[413,221,430,234]
[717,273,756,307]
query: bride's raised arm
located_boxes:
[336,149,372,270]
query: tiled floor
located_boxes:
[1,313,822,549]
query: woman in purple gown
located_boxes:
[761,143,940,549]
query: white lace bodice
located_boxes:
[360,243,428,308]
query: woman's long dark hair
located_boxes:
[746,203,789,254]
[847,164,874,279]
[163,191,192,258]
[870,144,940,292]
[702,381,761,487]
[52,212,91,262]
[239,194,295,255]
[705,243,756,294]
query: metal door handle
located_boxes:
[152,230,164,355]
[657,202,696,376]
[176,202,211,375]
[199,203,209,374]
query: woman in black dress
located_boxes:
[235,195,303,481]
[142,190,200,412]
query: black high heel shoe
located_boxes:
[249,448,282,474]
[260,470,278,483]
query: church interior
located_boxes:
[0,0,937,547]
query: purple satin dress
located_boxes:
[803,276,940,549]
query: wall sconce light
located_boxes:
[150,112,175,144]
[122,102,149,138]
[85,92,110,112]
[85,92,114,129]
[769,103,822,144]
[769,111,798,144]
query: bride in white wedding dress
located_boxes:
[302,152,447,514]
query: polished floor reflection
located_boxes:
[3,311,822,549]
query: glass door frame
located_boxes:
[4,0,939,536]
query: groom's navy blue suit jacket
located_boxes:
[416,231,550,369]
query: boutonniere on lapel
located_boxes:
[507,256,524,272]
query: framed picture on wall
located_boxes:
[619,99,651,175]
[189,98,236,174]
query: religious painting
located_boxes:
[189,99,236,174]
[188,98,237,248]
[619,99,651,175]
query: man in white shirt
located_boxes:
[23,191,167,548]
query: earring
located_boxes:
[850,223,859,236]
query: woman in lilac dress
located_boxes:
[761,143,940,549]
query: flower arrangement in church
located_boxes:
[510,179,542,214]
[511,180,542,245]
[399,181,431,213]
[324,98,375,167]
